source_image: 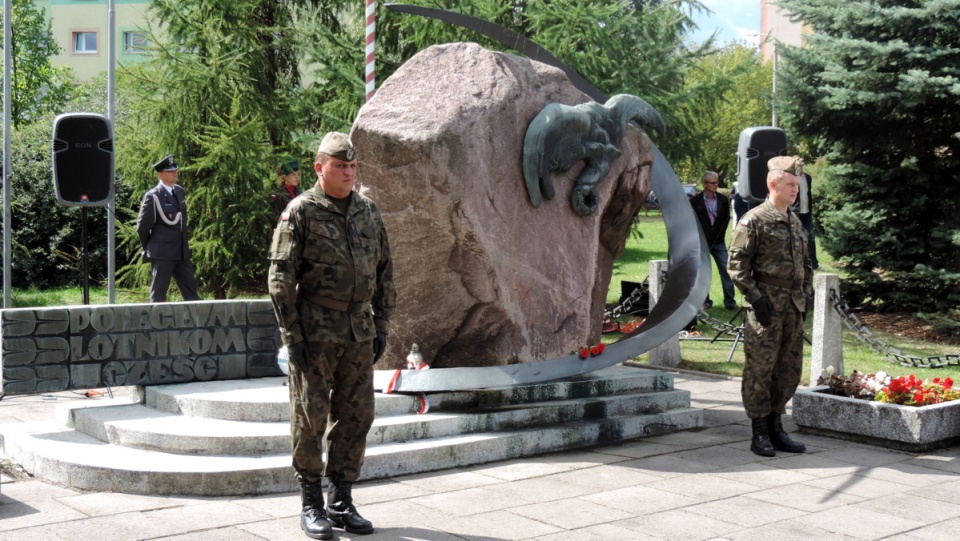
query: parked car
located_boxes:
[683,184,698,198]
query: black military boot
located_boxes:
[767,412,806,453]
[299,478,333,540]
[326,475,374,535]
[750,417,776,457]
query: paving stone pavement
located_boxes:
[2,368,958,541]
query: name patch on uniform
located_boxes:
[280,211,291,221]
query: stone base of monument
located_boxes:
[0,364,701,496]
[793,386,960,452]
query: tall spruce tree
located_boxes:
[116,0,319,298]
[776,0,960,313]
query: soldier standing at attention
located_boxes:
[268,132,395,540]
[728,155,813,457]
[137,155,201,302]
[268,159,302,222]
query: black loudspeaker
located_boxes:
[52,113,115,206]
[736,126,788,204]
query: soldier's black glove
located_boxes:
[753,296,773,328]
[288,341,310,373]
[373,332,387,365]
[803,295,814,323]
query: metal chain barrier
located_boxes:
[688,308,742,338]
[829,288,960,368]
[603,277,650,320]
[606,275,744,339]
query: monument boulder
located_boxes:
[352,42,654,369]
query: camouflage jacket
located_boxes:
[268,185,396,345]
[728,201,812,313]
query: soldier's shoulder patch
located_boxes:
[280,211,291,221]
[739,217,750,226]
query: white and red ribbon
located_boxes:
[364,0,376,101]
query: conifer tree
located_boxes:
[117,0,321,298]
[776,0,960,313]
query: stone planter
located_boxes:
[792,386,960,452]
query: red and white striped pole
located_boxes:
[364,0,376,102]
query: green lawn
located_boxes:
[608,215,960,384]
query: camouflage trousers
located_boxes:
[741,305,804,419]
[289,339,375,483]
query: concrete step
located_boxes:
[0,407,701,496]
[138,366,673,422]
[64,385,690,455]
[0,365,703,495]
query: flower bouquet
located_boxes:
[817,367,959,407]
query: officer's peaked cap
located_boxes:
[153,155,178,172]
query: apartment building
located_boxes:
[35,0,152,81]
[760,0,807,64]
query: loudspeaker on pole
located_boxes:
[52,113,115,207]
[735,126,788,204]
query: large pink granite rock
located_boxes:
[352,42,654,369]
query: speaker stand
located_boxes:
[81,207,90,305]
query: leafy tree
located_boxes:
[0,0,78,127]
[776,0,960,313]
[674,43,774,185]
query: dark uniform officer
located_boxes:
[269,159,303,222]
[268,132,395,540]
[728,155,813,457]
[136,155,200,303]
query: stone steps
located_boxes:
[0,365,702,496]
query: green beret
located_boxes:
[767,155,804,175]
[317,132,357,161]
[279,160,299,175]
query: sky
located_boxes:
[688,0,762,47]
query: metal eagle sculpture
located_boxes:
[522,94,666,216]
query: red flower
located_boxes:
[579,347,590,359]
[590,343,605,356]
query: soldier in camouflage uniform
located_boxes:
[268,132,396,539]
[728,155,813,457]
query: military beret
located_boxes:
[152,154,178,172]
[317,132,357,161]
[278,159,299,175]
[767,155,804,175]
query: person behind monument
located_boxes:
[268,132,396,540]
[728,155,813,457]
[689,171,738,310]
[136,154,201,303]
[269,158,302,222]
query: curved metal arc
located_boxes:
[373,5,710,393]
